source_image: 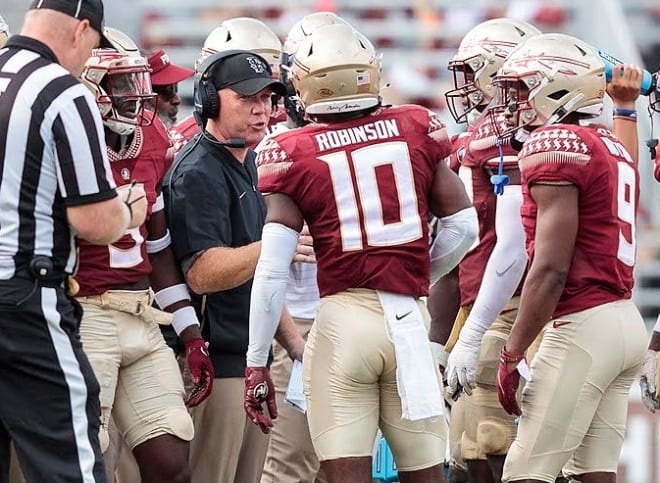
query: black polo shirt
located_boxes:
[164,133,266,378]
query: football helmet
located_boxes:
[81,48,156,136]
[291,24,381,116]
[0,15,9,48]
[490,33,605,137]
[281,12,351,126]
[103,26,141,58]
[445,18,541,124]
[196,18,282,79]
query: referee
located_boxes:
[0,1,147,482]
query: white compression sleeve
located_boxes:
[462,185,527,339]
[429,206,478,286]
[247,222,299,367]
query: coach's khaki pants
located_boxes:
[261,318,327,483]
[190,377,270,483]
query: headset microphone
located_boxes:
[200,129,247,149]
[220,138,247,148]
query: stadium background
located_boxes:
[3,0,660,480]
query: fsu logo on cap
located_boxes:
[247,56,266,74]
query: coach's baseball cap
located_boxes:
[29,0,112,48]
[212,52,286,97]
[148,50,194,86]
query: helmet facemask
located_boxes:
[82,50,156,136]
[490,34,606,139]
[445,55,488,124]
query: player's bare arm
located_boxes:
[505,183,578,355]
[274,306,305,362]
[608,63,642,163]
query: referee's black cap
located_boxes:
[29,0,112,48]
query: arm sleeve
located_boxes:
[429,206,479,285]
[247,222,299,366]
[461,185,527,338]
[54,85,117,205]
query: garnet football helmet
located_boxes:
[445,18,541,124]
[196,17,282,79]
[490,33,605,137]
[82,48,156,136]
[291,24,381,116]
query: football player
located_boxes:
[492,33,647,483]
[170,17,284,150]
[257,12,351,483]
[245,24,478,483]
[432,18,541,483]
[76,44,213,483]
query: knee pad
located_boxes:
[460,430,483,461]
[476,417,514,456]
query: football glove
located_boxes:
[497,347,524,416]
[244,366,277,434]
[184,338,214,407]
[640,349,660,413]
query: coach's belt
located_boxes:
[78,290,172,325]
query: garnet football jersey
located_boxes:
[519,124,637,317]
[76,118,173,296]
[257,105,451,298]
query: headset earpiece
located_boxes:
[194,49,248,123]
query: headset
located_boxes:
[194,49,250,121]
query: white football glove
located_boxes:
[640,349,660,414]
[446,325,482,397]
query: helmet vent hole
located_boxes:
[548,89,569,100]
[514,26,526,37]
[574,44,587,56]
[226,32,232,42]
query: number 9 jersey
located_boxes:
[256,104,452,298]
[519,124,638,318]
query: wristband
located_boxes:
[613,107,637,119]
[500,347,525,364]
[171,306,200,335]
[154,283,191,309]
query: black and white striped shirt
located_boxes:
[0,36,117,278]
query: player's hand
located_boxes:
[607,63,642,108]
[640,349,660,413]
[244,366,277,434]
[293,225,315,263]
[116,182,147,228]
[497,347,524,416]
[184,338,214,407]
[446,326,482,397]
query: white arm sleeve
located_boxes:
[461,185,527,340]
[247,222,299,366]
[429,206,478,286]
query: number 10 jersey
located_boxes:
[256,105,452,298]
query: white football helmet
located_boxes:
[445,18,541,124]
[281,12,351,126]
[283,12,350,57]
[81,48,156,136]
[196,18,282,79]
[291,24,381,116]
[0,15,9,49]
[103,26,142,58]
[491,33,605,137]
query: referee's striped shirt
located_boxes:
[0,35,117,279]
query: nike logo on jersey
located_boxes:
[395,310,413,320]
[496,260,517,277]
[552,321,571,329]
